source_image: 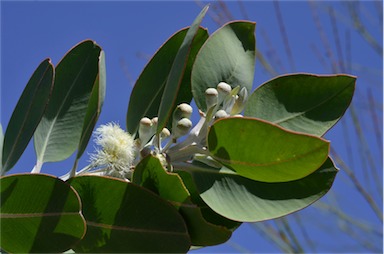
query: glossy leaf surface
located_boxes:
[192,21,256,112]
[0,174,85,253]
[0,125,3,173]
[71,51,106,174]
[2,59,54,173]
[34,40,102,164]
[69,175,190,253]
[133,155,231,246]
[208,117,329,182]
[157,5,209,133]
[244,74,356,136]
[180,158,338,222]
[175,169,241,231]
[126,27,208,135]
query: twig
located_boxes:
[273,1,296,72]
[347,2,383,55]
[331,147,383,222]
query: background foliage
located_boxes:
[1,1,382,253]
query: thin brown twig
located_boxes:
[279,217,304,253]
[349,105,382,197]
[273,1,296,72]
[292,213,316,252]
[367,88,383,151]
[310,43,331,72]
[331,147,383,223]
[309,0,339,73]
[237,0,249,20]
[329,6,345,72]
[314,201,382,236]
[217,0,235,22]
[260,27,286,74]
[250,221,295,253]
[347,2,383,55]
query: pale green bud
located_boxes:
[173,118,192,139]
[172,103,193,134]
[205,88,218,109]
[160,128,171,139]
[217,82,232,94]
[151,117,158,126]
[231,87,248,115]
[139,117,153,146]
[223,95,237,114]
[217,82,232,104]
[215,109,228,119]
[173,103,193,121]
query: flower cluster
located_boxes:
[80,82,247,181]
[88,122,136,179]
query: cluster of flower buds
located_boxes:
[205,82,248,120]
[166,82,249,166]
[136,103,194,154]
[78,82,248,181]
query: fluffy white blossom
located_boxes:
[90,122,136,179]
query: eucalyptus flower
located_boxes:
[89,122,136,180]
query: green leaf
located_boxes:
[208,117,330,183]
[126,27,209,135]
[191,21,256,112]
[68,175,190,253]
[34,40,102,165]
[0,125,3,173]
[0,174,85,253]
[71,50,106,175]
[177,157,338,222]
[133,155,231,246]
[157,5,209,133]
[175,169,241,231]
[2,59,54,174]
[244,74,356,136]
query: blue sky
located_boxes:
[1,1,382,253]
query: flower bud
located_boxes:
[223,95,237,114]
[139,117,154,146]
[160,128,171,139]
[172,103,193,134]
[231,87,248,115]
[205,88,218,109]
[173,118,192,140]
[217,82,232,104]
[214,109,228,119]
[217,82,232,94]
[151,117,158,126]
[173,103,193,121]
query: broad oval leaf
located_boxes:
[178,158,338,222]
[191,21,256,112]
[71,50,106,175]
[0,174,85,253]
[133,155,231,246]
[126,27,209,135]
[208,117,329,182]
[68,175,190,253]
[2,59,54,174]
[157,5,209,133]
[34,40,102,165]
[244,74,356,136]
[76,50,106,159]
[0,125,3,173]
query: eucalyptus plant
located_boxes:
[0,6,355,253]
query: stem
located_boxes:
[168,144,208,163]
[60,164,93,181]
[70,159,79,178]
[31,161,43,173]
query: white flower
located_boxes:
[90,122,136,179]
